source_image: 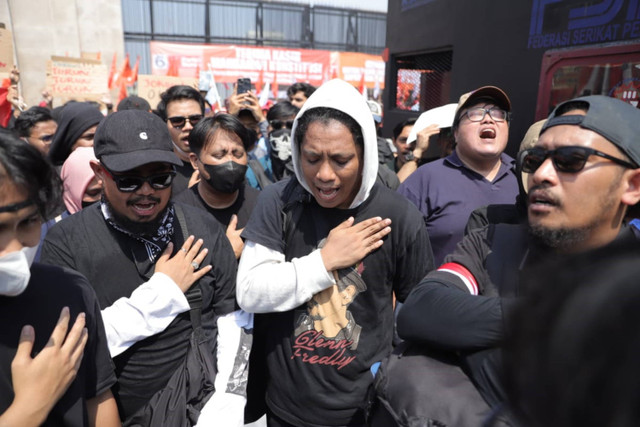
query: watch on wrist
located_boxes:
[405,151,416,161]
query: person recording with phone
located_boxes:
[227,79,274,190]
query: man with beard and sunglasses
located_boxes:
[372,96,640,425]
[40,110,249,426]
[174,114,260,260]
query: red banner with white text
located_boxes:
[150,41,384,89]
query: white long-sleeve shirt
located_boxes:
[236,240,336,313]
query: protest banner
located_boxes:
[137,74,198,109]
[46,56,108,101]
[0,26,15,73]
[149,41,384,90]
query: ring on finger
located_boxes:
[180,248,188,253]
[191,261,200,269]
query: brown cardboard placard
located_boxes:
[46,56,108,101]
[0,26,15,73]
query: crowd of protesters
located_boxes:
[2,63,640,427]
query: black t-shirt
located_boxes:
[0,263,116,426]
[40,202,238,420]
[171,159,194,195]
[173,182,259,229]
[242,178,434,426]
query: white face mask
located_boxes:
[0,246,38,297]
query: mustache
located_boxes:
[126,196,161,206]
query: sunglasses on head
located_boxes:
[519,146,637,174]
[167,114,203,129]
[102,167,176,192]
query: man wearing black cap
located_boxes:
[397,86,519,265]
[40,110,248,425]
[379,96,640,424]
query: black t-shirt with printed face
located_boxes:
[0,263,116,426]
[242,178,434,426]
[40,202,238,420]
[173,182,259,229]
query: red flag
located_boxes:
[118,80,128,103]
[108,53,117,89]
[115,54,132,88]
[167,56,180,77]
[331,67,338,80]
[0,86,11,128]
[255,69,264,94]
[358,72,366,95]
[272,72,279,99]
[126,56,140,86]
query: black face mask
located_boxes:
[202,161,248,193]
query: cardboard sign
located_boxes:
[46,56,108,101]
[0,26,14,73]
[137,74,198,109]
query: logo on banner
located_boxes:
[528,0,640,49]
[153,54,168,70]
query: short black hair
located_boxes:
[188,113,253,157]
[155,85,205,121]
[14,107,55,138]
[287,82,316,99]
[294,107,364,150]
[392,118,417,140]
[0,131,61,219]
[267,101,299,122]
[118,95,151,112]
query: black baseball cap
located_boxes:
[541,95,640,167]
[93,110,181,172]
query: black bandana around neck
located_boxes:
[100,200,175,262]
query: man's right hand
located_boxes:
[155,236,212,293]
[320,217,392,271]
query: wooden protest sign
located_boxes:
[137,74,198,109]
[0,26,15,73]
[81,52,101,61]
[46,56,108,101]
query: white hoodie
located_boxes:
[237,79,380,313]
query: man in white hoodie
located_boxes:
[237,79,434,426]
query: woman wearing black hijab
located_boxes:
[48,102,104,166]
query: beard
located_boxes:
[528,176,622,251]
[528,224,592,250]
[105,196,170,237]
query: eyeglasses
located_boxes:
[102,167,176,192]
[167,114,203,129]
[461,107,508,123]
[269,119,294,130]
[519,146,637,174]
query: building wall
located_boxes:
[0,0,125,107]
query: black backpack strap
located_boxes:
[248,159,273,190]
[173,203,204,331]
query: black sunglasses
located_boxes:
[519,146,637,174]
[103,167,176,192]
[269,119,294,130]
[167,114,203,129]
